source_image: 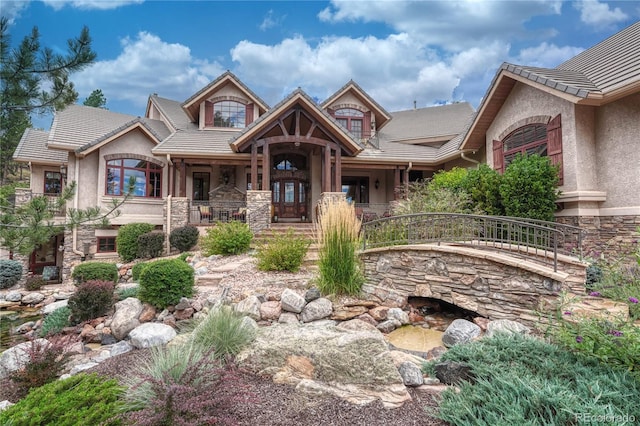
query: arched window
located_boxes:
[493,115,563,183]
[335,108,364,139]
[106,158,162,198]
[205,100,247,129]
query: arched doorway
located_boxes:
[271,153,309,220]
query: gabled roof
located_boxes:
[230,88,363,156]
[320,80,392,129]
[460,21,640,151]
[181,71,270,122]
[379,102,474,145]
[146,95,197,131]
[13,128,67,165]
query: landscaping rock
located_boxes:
[304,287,321,302]
[278,312,299,324]
[5,291,22,302]
[236,323,410,408]
[21,292,45,305]
[280,289,306,313]
[336,318,381,335]
[485,319,531,337]
[0,339,49,379]
[369,306,389,321]
[442,319,481,347]
[235,295,262,320]
[434,360,475,385]
[387,308,410,325]
[174,307,195,320]
[129,323,177,348]
[377,318,402,333]
[110,297,143,340]
[110,340,134,357]
[301,298,333,323]
[0,400,14,411]
[398,361,424,387]
[138,304,156,323]
[259,301,282,321]
[331,305,368,321]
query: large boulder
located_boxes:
[110,297,143,340]
[442,319,481,348]
[280,289,306,313]
[485,319,531,338]
[236,323,411,408]
[129,323,177,348]
[301,298,333,323]
[0,339,49,379]
[235,295,262,321]
[42,299,69,315]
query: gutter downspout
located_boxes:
[461,152,480,168]
[165,154,173,255]
[71,155,85,257]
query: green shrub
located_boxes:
[428,167,468,191]
[178,252,191,262]
[170,225,200,252]
[117,222,155,262]
[499,154,559,221]
[429,333,640,425]
[316,199,364,295]
[0,259,22,289]
[392,181,477,215]
[0,373,124,426]
[25,275,46,291]
[190,305,256,358]
[68,280,115,323]
[256,229,310,272]
[116,286,139,301]
[131,261,149,281]
[138,258,194,308]
[40,306,71,337]
[201,221,252,256]
[8,336,75,399]
[71,261,118,285]
[136,231,165,259]
[462,164,504,216]
[589,263,640,321]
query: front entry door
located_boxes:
[273,179,307,219]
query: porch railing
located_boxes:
[360,213,585,272]
[189,200,247,224]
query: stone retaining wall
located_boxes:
[360,245,587,327]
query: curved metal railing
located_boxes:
[360,213,585,271]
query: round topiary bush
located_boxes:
[137,231,165,259]
[131,261,149,281]
[0,259,22,289]
[138,258,194,309]
[170,225,200,252]
[68,280,115,323]
[116,222,155,262]
[71,262,118,285]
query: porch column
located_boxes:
[168,162,175,196]
[261,142,270,191]
[403,168,409,197]
[334,148,341,192]
[324,144,331,192]
[251,143,258,190]
[179,159,186,197]
[394,167,401,200]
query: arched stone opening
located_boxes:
[407,296,482,331]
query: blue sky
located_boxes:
[3,0,639,129]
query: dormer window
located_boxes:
[335,108,364,139]
[205,100,249,129]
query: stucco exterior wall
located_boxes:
[594,93,640,213]
[327,93,368,112]
[486,83,578,192]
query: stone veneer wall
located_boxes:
[556,215,640,264]
[360,245,586,328]
[62,225,95,280]
[164,197,189,235]
[246,190,271,233]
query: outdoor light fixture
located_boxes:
[375,178,380,189]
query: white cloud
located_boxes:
[73,32,224,108]
[319,0,563,51]
[515,42,584,67]
[42,0,143,11]
[0,0,30,24]
[259,10,286,31]
[573,0,628,29]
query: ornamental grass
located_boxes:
[315,198,364,296]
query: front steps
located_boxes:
[253,222,319,264]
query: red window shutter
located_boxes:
[363,111,372,138]
[245,103,254,127]
[493,139,504,173]
[547,114,563,185]
[204,101,213,126]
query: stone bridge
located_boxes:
[359,244,587,328]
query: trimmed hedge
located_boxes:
[170,225,199,252]
[0,259,22,289]
[117,222,155,262]
[137,231,165,259]
[138,258,194,309]
[71,262,118,285]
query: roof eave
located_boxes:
[76,122,161,158]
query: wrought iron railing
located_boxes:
[189,200,247,224]
[360,213,585,271]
